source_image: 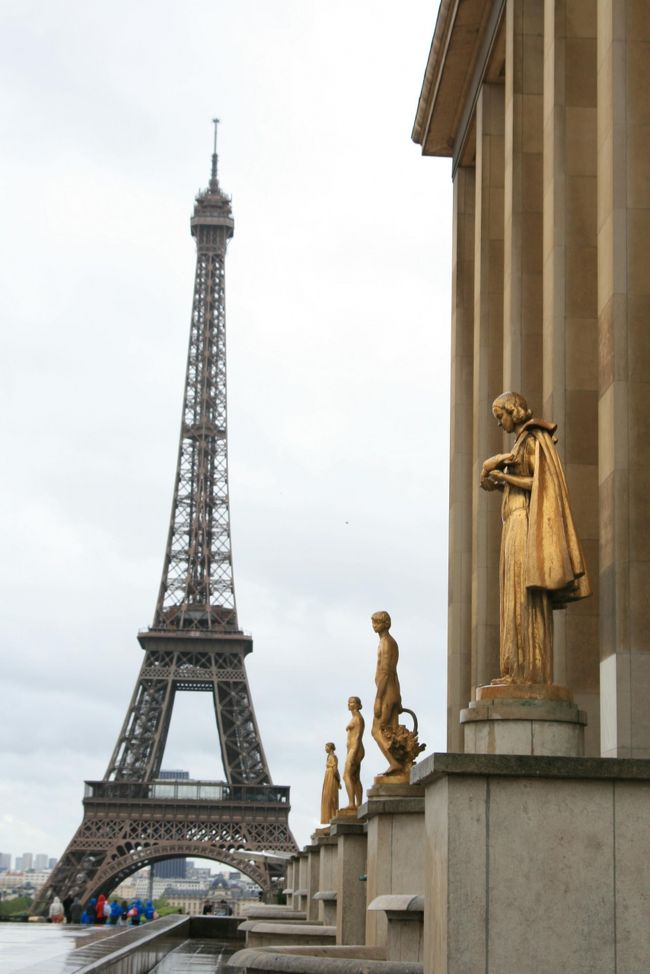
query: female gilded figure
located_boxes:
[320,742,341,824]
[342,697,365,811]
[480,392,590,686]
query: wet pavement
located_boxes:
[150,940,234,974]
[0,923,120,974]
[0,922,236,974]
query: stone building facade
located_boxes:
[414,0,650,758]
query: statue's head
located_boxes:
[348,696,362,710]
[371,610,391,633]
[325,741,336,753]
[492,391,533,428]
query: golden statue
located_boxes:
[320,742,341,824]
[480,392,590,695]
[340,696,365,812]
[371,611,424,783]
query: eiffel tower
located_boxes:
[34,122,297,912]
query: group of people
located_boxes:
[47,893,157,925]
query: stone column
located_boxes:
[447,165,475,751]
[597,2,650,757]
[471,83,505,700]
[503,0,544,405]
[542,0,600,753]
[362,785,425,948]
[331,819,367,946]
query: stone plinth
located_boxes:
[315,833,338,925]
[282,859,294,902]
[461,697,586,756]
[330,819,367,946]
[368,894,424,962]
[305,843,321,922]
[287,855,300,912]
[294,852,308,914]
[241,907,306,923]
[313,891,337,926]
[227,945,416,974]
[240,922,336,948]
[361,784,425,948]
[413,752,650,974]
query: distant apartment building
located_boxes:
[186,865,211,882]
[0,853,11,871]
[161,886,209,914]
[154,857,187,881]
[0,870,52,893]
[34,854,49,870]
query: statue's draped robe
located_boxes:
[320,753,340,824]
[499,419,590,684]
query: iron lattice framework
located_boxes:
[34,125,296,913]
[155,140,236,633]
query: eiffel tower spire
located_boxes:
[154,121,237,632]
[210,116,220,190]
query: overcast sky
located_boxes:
[0,0,453,866]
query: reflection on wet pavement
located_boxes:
[0,923,121,974]
[150,940,233,973]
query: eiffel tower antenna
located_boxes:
[33,123,297,912]
[211,116,219,188]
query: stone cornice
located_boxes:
[412,0,504,161]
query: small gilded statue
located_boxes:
[371,611,425,783]
[480,391,590,691]
[320,742,341,824]
[340,696,365,813]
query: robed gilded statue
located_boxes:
[480,392,590,689]
[320,742,341,824]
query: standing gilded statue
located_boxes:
[320,742,341,824]
[371,611,424,782]
[480,392,590,691]
[341,696,365,812]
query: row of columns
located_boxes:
[448,0,650,758]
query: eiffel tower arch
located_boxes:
[33,123,297,912]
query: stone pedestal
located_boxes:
[283,859,295,905]
[294,852,308,914]
[461,697,586,756]
[330,819,367,946]
[368,894,424,962]
[305,842,321,923]
[414,752,650,974]
[314,833,338,925]
[360,784,425,948]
